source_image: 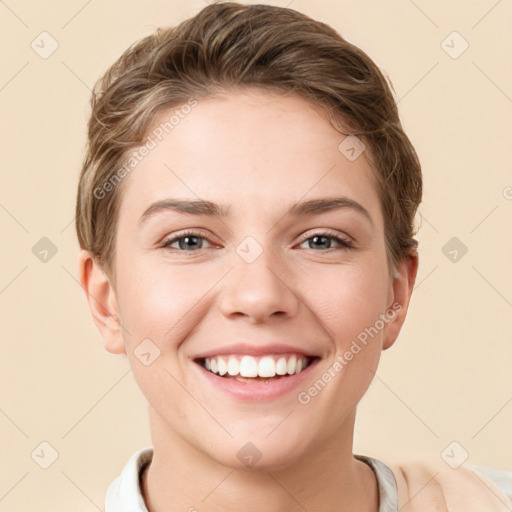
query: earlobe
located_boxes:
[78,250,126,355]
[382,250,419,351]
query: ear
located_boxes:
[78,250,126,355]
[382,250,419,351]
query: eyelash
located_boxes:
[160,229,355,253]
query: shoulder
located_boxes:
[470,465,512,501]
[388,458,512,511]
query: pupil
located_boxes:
[180,236,201,250]
[311,235,329,250]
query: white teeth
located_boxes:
[239,355,259,377]
[287,355,297,374]
[227,358,239,376]
[202,354,311,378]
[276,357,288,375]
[217,357,228,376]
[258,356,276,378]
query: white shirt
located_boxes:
[105,446,512,512]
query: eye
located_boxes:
[161,230,213,252]
[160,229,354,253]
[298,231,354,251]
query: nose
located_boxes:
[219,244,300,324]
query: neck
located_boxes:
[142,407,379,512]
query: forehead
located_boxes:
[117,89,382,225]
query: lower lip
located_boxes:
[193,359,319,401]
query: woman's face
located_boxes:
[102,89,414,470]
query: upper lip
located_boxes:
[193,342,320,360]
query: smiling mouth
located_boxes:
[195,354,319,383]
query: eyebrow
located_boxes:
[139,197,373,226]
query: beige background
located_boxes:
[1,0,511,510]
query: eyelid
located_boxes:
[160,228,355,256]
[162,228,351,244]
[295,229,355,250]
[160,228,216,247]
[297,228,352,243]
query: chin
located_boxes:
[207,433,310,473]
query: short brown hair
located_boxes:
[75,1,422,280]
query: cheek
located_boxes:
[116,247,389,355]
[115,258,219,348]
[114,260,214,411]
[310,264,388,393]
[313,264,389,342]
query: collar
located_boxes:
[105,447,511,512]
[105,447,397,512]
[105,446,153,512]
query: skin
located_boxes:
[79,89,418,512]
